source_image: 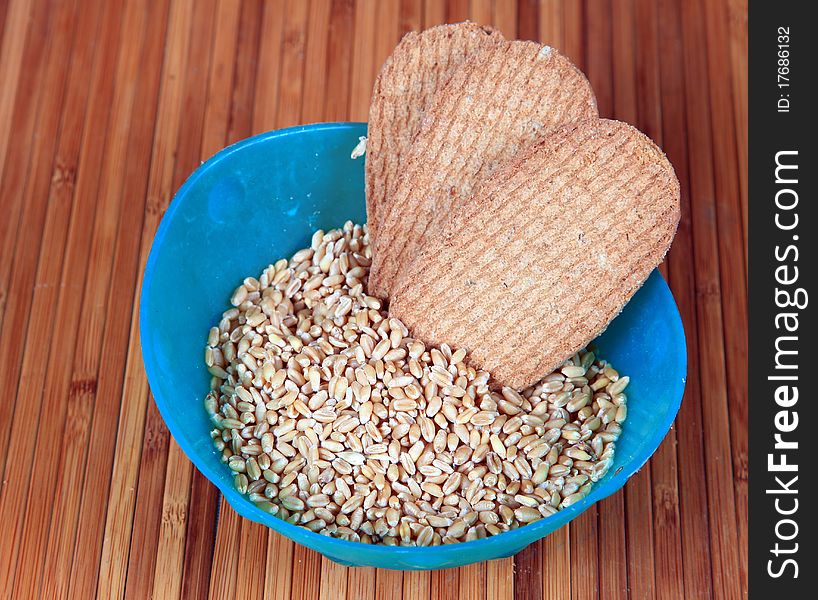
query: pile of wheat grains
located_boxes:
[203,222,628,546]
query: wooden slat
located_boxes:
[238,522,271,600]
[486,557,514,600]
[5,1,116,596]
[422,0,446,26]
[302,0,333,123]
[650,365,689,600]
[493,0,517,36]
[0,0,48,344]
[349,0,378,121]
[319,558,349,600]
[445,0,469,25]
[245,5,315,594]
[561,0,584,70]
[402,571,431,600]
[0,0,32,180]
[93,0,196,595]
[598,493,628,600]
[541,528,570,600]
[226,0,264,143]
[209,505,242,597]
[727,0,748,269]
[199,0,242,158]
[373,0,400,87]
[584,0,613,117]
[375,568,405,600]
[570,508,599,600]
[400,0,422,34]
[0,0,8,43]
[631,1,681,597]
[347,567,376,599]
[64,2,172,597]
[538,0,563,47]
[701,0,747,274]
[251,0,285,133]
[655,0,712,597]
[632,0,663,141]
[459,563,487,600]
[180,471,220,599]
[0,0,73,478]
[276,0,310,129]
[291,547,324,600]
[624,470,657,599]
[123,401,172,600]
[470,0,493,27]
[35,0,129,585]
[324,0,356,121]
[513,546,541,600]
[430,568,459,600]
[153,441,195,600]
[702,0,747,266]
[611,0,637,123]
[677,1,742,598]
[0,1,83,595]
[516,0,538,41]
[701,3,749,591]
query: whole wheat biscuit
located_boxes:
[366,22,503,245]
[388,119,681,390]
[368,40,598,298]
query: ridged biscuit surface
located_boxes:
[389,119,680,390]
[366,22,503,245]
[369,40,598,298]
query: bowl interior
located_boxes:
[141,122,686,570]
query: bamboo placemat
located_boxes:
[0,0,747,598]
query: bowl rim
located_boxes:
[140,121,687,566]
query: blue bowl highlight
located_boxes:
[140,122,686,570]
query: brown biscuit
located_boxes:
[368,40,598,299]
[388,119,681,390]
[366,22,503,245]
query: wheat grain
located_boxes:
[203,222,629,545]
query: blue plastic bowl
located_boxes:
[140,122,686,570]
